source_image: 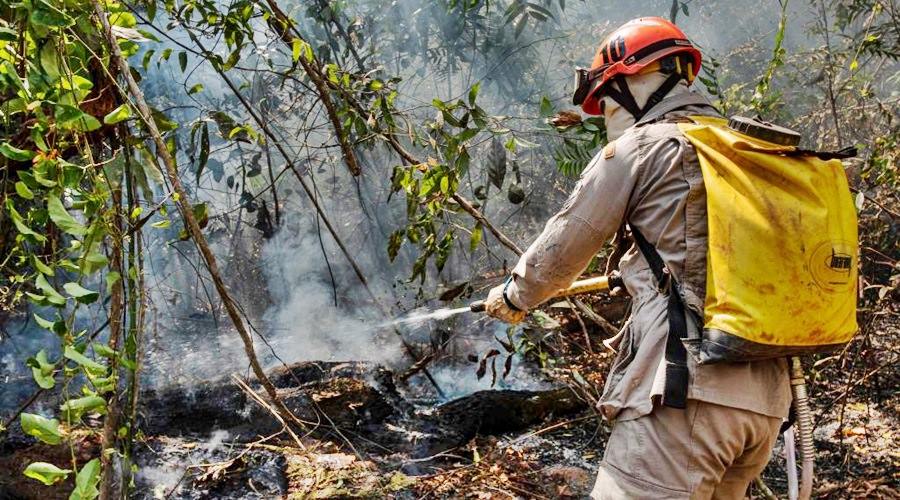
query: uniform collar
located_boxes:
[634,91,717,126]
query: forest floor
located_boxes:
[1,298,897,499]
[284,296,897,499]
[125,298,900,499]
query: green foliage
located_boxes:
[70,459,101,500]
[751,0,789,113]
[24,462,71,486]
[1,0,155,495]
[27,349,57,389]
[547,107,607,178]
[387,85,534,281]
[20,413,62,445]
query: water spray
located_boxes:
[387,275,622,329]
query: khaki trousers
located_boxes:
[591,400,782,499]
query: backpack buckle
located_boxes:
[658,268,673,294]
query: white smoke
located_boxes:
[259,219,403,364]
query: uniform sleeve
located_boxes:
[505,139,642,310]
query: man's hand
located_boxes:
[485,284,527,324]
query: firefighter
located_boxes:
[485,17,791,499]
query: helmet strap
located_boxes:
[603,72,685,122]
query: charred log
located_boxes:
[412,388,586,457]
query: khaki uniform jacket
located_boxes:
[506,90,791,422]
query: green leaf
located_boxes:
[468,82,481,105]
[28,350,56,389]
[93,344,117,359]
[470,222,483,252]
[48,195,88,235]
[32,313,56,330]
[14,181,34,200]
[387,230,404,262]
[105,272,121,294]
[60,395,106,420]
[64,346,106,375]
[456,128,478,143]
[69,458,100,500]
[178,51,187,72]
[581,121,599,132]
[23,462,71,486]
[39,43,61,81]
[36,274,66,306]
[0,27,16,41]
[109,11,137,28]
[178,203,209,240]
[73,114,102,132]
[196,122,209,183]
[63,282,99,304]
[79,248,108,276]
[33,255,54,276]
[291,38,313,63]
[151,219,170,229]
[6,200,46,242]
[539,95,553,117]
[30,4,75,28]
[188,83,204,95]
[103,104,131,125]
[0,142,35,161]
[21,413,61,445]
[142,48,155,71]
[33,159,58,187]
[55,105,101,132]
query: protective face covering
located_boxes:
[601,71,690,140]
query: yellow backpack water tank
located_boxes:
[678,116,859,363]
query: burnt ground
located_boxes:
[1,296,897,499]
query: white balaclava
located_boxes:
[601,71,690,140]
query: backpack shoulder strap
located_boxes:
[630,225,690,409]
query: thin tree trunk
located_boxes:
[92,0,303,435]
[99,188,125,500]
[263,0,360,176]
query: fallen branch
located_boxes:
[93,0,303,432]
[230,374,305,449]
[753,477,779,500]
[572,299,618,338]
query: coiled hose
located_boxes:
[790,356,814,499]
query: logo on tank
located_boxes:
[808,240,856,291]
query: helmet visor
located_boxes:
[572,68,592,106]
[572,66,606,106]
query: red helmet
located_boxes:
[573,17,702,116]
